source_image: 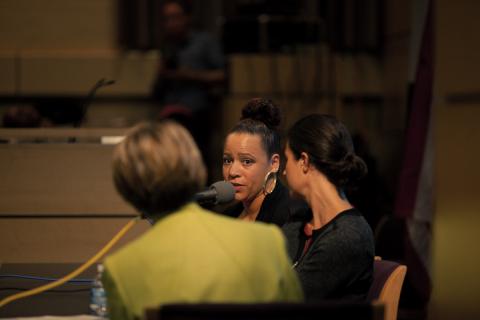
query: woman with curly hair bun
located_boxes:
[221,98,307,227]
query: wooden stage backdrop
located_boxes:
[0,128,150,263]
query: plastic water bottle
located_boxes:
[90,264,108,317]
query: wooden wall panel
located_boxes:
[0,217,150,263]
[0,0,116,50]
[0,53,16,95]
[430,1,480,319]
[0,143,134,215]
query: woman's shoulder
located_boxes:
[215,201,243,218]
[334,208,373,232]
[322,208,375,250]
[259,181,309,226]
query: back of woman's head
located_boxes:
[287,114,367,189]
[112,121,206,216]
[230,98,282,156]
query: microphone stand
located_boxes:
[74,78,116,128]
[68,78,115,143]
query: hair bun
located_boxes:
[336,154,368,187]
[241,98,281,129]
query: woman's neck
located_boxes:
[240,192,266,221]
[305,173,352,229]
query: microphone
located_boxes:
[194,181,235,205]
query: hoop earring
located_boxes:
[263,171,277,195]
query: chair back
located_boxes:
[367,259,407,320]
[146,302,384,320]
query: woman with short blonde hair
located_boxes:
[112,121,206,217]
[103,120,303,320]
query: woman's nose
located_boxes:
[228,162,241,179]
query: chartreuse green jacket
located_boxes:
[103,202,303,320]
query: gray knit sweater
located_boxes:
[282,208,375,302]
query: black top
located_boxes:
[221,181,308,227]
[283,208,375,302]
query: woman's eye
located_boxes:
[242,159,254,166]
[223,158,232,165]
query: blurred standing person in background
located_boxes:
[152,0,226,167]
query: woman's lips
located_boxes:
[231,183,244,192]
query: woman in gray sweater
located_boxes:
[282,114,375,302]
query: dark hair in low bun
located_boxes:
[287,114,367,189]
[230,98,282,157]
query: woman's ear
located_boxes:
[300,152,310,173]
[270,153,280,172]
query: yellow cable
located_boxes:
[0,218,138,309]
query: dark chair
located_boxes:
[146,301,384,320]
[367,258,407,320]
